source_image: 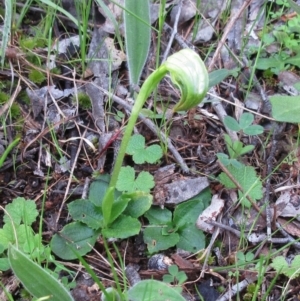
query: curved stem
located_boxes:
[109,65,168,189]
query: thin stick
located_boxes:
[208,0,253,72]
[0,79,21,117]
[162,0,183,62]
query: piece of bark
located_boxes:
[154,176,209,207]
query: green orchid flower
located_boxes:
[102,48,209,226]
[163,49,209,112]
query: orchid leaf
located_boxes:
[124,0,151,86]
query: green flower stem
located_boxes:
[109,65,168,189]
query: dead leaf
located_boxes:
[196,195,224,233]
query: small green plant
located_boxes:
[243,283,257,301]
[114,110,125,122]
[28,69,46,84]
[163,265,188,293]
[72,92,92,110]
[236,251,255,269]
[50,135,163,259]
[0,197,39,271]
[51,48,209,259]
[50,174,153,259]
[0,91,9,103]
[0,197,75,297]
[143,190,210,253]
[271,255,300,279]
[256,1,300,74]
[217,113,264,208]
[228,270,239,278]
[0,91,21,119]
[222,112,263,160]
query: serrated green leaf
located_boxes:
[256,57,285,70]
[243,125,264,136]
[116,167,154,193]
[22,233,44,256]
[231,159,244,169]
[245,252,255,261]
[134,171,154,192]
[271,255,300,279]
[143,226,179,253]
[123,191,153,218]
[177,271,188,284]
[217,153,230,166]
[128,279,186,301]
[218,165,263,207]
[162,274,174,283]
[232,141,243,156]
[0,224,33,251]
[144,144,163,164]
[176,224,205,252]
[0,227,14,250]
[173,199,205,229]
[127,134,163,164]
[4,197,38,226]
[127,134,145,155]
[102,215,140,239]
[270,94,300,122]
[144,207,173,225]
[239,113,254,130]
[68,199,104,229]
[239,145,255,156]
[168,264,179,276]
[224,134,243,159]
[116,166,135,192]
[8,245,74,301]
[51,222,99,260]
[224,116,241,132]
